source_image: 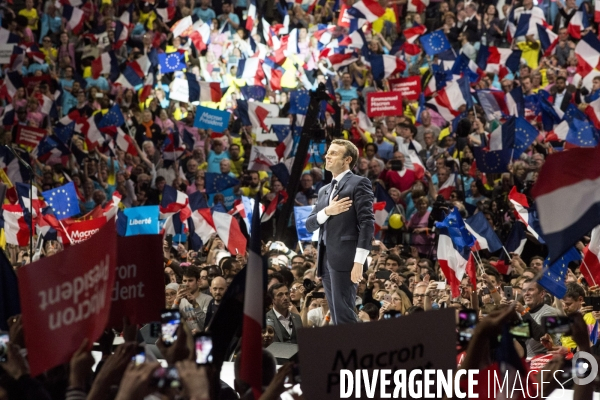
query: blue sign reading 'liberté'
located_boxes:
[123,205,160,236]
[193,105,231,133]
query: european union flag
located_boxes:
[420,31,451,56]
[98,105,125,129]
[435,207,475,253]
[272,123,291,142]
[159,51,186,73]
[514,117,538,158]
[123,205,160,236]
[240,85,266,101]
[473,146,511,174]
[538,247,582,298]
[294,206,315,241]
[564,105,599,147]
[205,173,239,194]
[42,181,80,220]
[289,90,310,115]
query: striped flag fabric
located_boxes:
[508,186,545,244]
[213,211,247,255]
[532,146,600,262]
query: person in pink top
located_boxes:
[406,196,434,257]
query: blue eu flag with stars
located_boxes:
[42,181,81,220]
[98,105,125,129]
[420,31,451,56]
[289,90,310,115]
[538,247,582,298]
[205,173,239,194]
[159,52,185,73]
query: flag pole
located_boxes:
[471,250,486,275]
[58,220,74,245]
[581,258,599,287]
[502,246,513,261]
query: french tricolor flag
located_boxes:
[407,0,429,14]
[426,80,467,121]
[404,23,427,44]
[62,5,85,34]
[585,97,600,129]
[465,212,503,253]
[237,58,265,86]
[5,71,23,100]
[329,51,359,70]
[0,27,19,44]
[436,208,477,297]
[575,32,600,77]
[437,175,456,200]
[240,195,263,399]
[213,211,247,255]
[128,54,151,79]
[246,0,257,31]
[568,5,590,40]
[596,0,600,22]
[581,225,600,287]
[114,127,138,156]
[2,204,30,247]
[537,23,558,56]
[508,186,544,243]
[347,0,385,22]
[188,21,211,52]
[199,81,222,103]
[368,54,406,80]
[160,184,192,222]
[91,51,119,80]
[190,208,216,244]
[262,57,285,91]
[262,18,280,50]
[532,146,600,262]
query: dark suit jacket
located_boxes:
[551,89,573,112]
[305,171,375,274]
[265,309,303,343]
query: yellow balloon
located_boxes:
[389,214,403,230]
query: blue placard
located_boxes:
[193,105,231,133]
[207,187,238,210]
[294,206,315,242]
[123,205,160,236]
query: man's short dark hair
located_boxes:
[268,282,287,301]
[268,272,285,286]
[365,143,378,153]
[385,254,404,267]
[331,139,359,169]
[183,265,200,280]
[221,257,235,273]
[530,256,544,264]
[291,255,306,263]
[564,282,585,300]
[555,76,566,83]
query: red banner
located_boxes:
[60,217,107,246]
[366,92,404,118]
[107,235,165,328]
[16,125,46,148]
[338,4,351,27]
[18,219,117,376]
[388,76,422,101]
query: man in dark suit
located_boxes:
[306,139,375,324]
[265,283,303,344]
[552,76,572,112]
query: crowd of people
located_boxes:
[2,0,600,397]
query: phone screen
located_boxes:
[0,332,9,362]
[457,310,477,344]
[152,367,181,389]
[543,316,571,335]
[132,346,146,365]
[509,320,531,338]
[161,310,181,346]
[195,334,213,364]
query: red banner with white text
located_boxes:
[388,76,422,101]
[18,219,117,376]
[366,92,403,118]
[107,235,165,328]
